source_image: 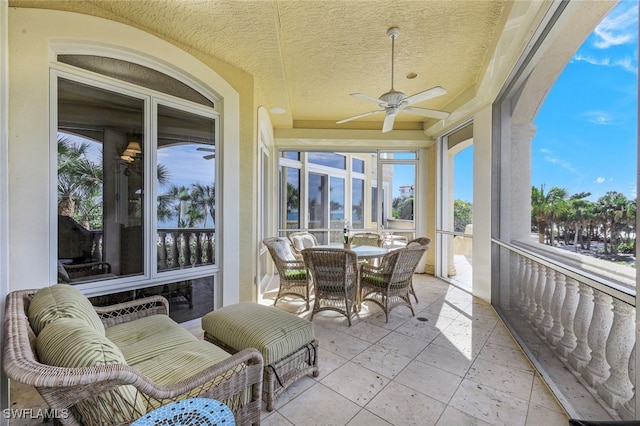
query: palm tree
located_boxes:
[57,135,103,225]
[596,191,629,254]
[191,183,215,227]
[531,185,568,246]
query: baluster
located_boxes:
[533,263,547,330]
[518,257,532,315]
[620,345,636,420]
[557,277,580,359]
[568,283,594,372]
[206,232,214,264]
[170,232,180,269]
[183,231,192,267]
[583,289,614,387]
[599,299,635,410]
[540,268,556,333]
[547,273,566,347]
[514,254,526,307]
[158,231,168,270]
[195,231,203,265]
[525,259,539,322]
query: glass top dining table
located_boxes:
[316,244,389,260]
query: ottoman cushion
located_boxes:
[202,302,315,365]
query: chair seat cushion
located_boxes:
[202,303,315,365]
[283,269,307,280]
[106,314,198,365]
[134,339,231,387]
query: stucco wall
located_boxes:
[8,8,251,305]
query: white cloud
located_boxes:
[585,110,613,125]
[596,177,606,184]
[573,54,638,73]
[543,154,580,175]
[539,148,552,154]
[593,3,639,49]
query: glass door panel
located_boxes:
[382,163,416,244]
[308,173,328,244]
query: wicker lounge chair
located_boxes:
[302,247,359,326]
[360,244,428,322]
[3,286,263,426]
[263,237,312,310]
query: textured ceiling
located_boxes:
[10,0,510,131]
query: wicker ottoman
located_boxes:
[202,303,319,411]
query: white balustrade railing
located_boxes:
[157,228,215,270]
[510,251,636,420]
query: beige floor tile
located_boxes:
[477,341,535,373]
[436,406,494,426]
[366,381,446,425]
[415,342,476,377]
[343,320,391,343]
[449,379,529,426]
[466,357,535,401]
[375,330,429,359]
[346,409,393,425]
[525,403,569,426]
[277,383,361,425]
[394,360,463,404]
[321,362,390,406]
[351,343,413,379]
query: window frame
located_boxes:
[50,60,221,298]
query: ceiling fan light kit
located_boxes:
[337,27,450,133]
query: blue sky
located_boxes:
[531,0,638,202]
[455,1,638,203]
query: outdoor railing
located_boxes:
[157,227,215,270]
[495,240,636,421]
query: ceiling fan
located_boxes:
[336,27,450,133]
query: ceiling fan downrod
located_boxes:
[387,27,400,91]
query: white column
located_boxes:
[547,273,566,347]
[568,283,594,372]
[519,258,533,316]
[599,299,635,410]
[583,290,614,387]
[557,277,580,359]
[620,345,635,420]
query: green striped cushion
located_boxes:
[284,269,307,280]
[135,340,231,386]
[202,302,315,365]
[36,318,144,424]
[28,284,104,335]
[106,315,197,366]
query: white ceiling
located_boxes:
[11,0,512,131]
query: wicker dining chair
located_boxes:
[263,237,311,310]
[288,231,319,258]
[406,237,432,302]
[302,247,359,326]
[360,244,428,322]
[349,232,382,247]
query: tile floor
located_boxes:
[8,274,570,425]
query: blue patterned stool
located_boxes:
[132,398,234,425]
[202,303,319,411]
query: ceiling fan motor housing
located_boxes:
[380,90,406,107]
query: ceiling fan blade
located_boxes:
[402,86,447,106]
[402,106,450,120]
[336,109,384,124]
[351,93,387,107]
[203,154,215,160]
[382,112,397,133]
[196,147,215,152]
